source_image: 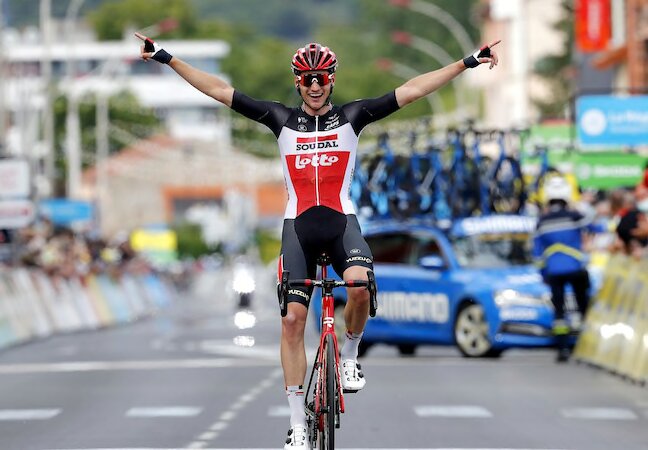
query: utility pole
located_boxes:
[95,91,109,236]
[40,0,55,196]
[64,0,85,199]
[0,0,7,155]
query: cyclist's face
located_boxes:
[296,71,334,112]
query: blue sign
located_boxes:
[576,95,648,147]
[39,199,94,226]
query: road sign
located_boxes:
[0,159,30,199]
[0,199,35,228]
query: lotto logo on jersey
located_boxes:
[294,153,339,169]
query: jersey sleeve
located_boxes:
[341,91,400,135]
[230,91,292,138]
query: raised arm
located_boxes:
[394,40,501,108]
[135,32,235,107]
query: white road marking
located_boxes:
[561,407,638,420]
[46,447,574,450]
[186,368,283,448]
[0,358,278,374]
[126,407,203,418]
[0,409,61,420]
[0,352,564,376]
[415,405,493,418]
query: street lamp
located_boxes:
[376,58,457,128]
[391,30,469,119]
[389,0,474,56]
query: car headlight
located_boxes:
[494,289,551,308]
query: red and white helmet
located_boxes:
[291,43,338,74]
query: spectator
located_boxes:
[615,187,648,257]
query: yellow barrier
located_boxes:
[575,253,648,384]
[574,254,624,365]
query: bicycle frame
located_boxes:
[278,258,377,449]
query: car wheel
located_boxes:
[454,303,495,357]
[397,344,417,357]
[357,340,372,358]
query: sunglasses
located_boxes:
[298,73,332,87]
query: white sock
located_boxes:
[286,385,306,427]
[340,330,363,361]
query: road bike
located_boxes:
[278,254,377,450]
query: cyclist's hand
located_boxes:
[463,39,501,70]
[134,32,173,64]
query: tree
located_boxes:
[89,0,198,40]
[532,0,574,120]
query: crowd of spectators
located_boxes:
[581,163,648,259]
[0,218,151,278]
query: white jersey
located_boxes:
[231,91,400,219]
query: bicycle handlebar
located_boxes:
[278,270,378,318]
[289,279,369,288]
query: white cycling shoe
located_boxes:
[340,359,366,392]
[284,424,310,450]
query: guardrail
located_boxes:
[0,267,176,350]
[574,253,648,385]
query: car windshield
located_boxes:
[451,232,533,268]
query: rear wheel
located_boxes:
[319,334,336,450]
[454,303,499,357]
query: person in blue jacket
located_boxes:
[533,176,592,362]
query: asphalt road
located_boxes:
[0,267,647,450]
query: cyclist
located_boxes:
[136,33,500,449]
[533,176,592,362]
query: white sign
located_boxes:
[377,291,449,323]
[0,159,30,198]
[0,199,36,228]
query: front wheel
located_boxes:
[454,303,499,357]
[319,334,337,450]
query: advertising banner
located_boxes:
[575,0,611,52]
[574,153,648,189]
[577,95,648,147]
[39,199,94,227]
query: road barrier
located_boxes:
[0,267,177,351]
[574,253,648,384]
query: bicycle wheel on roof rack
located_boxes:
[448,158,481,218]
[489,156,526,214]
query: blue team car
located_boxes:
[314,215,560,358]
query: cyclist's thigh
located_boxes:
[280,219,315,307]
[329,215,374,278]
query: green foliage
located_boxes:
[173,222,220,259]
[254,228,282,265]
[532,0,574,120]
[89,0,198,40]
